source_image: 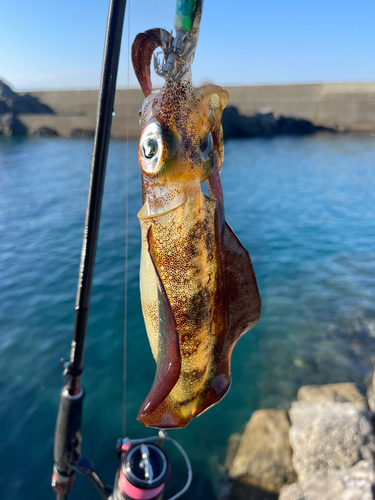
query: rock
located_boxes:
[219,481,278,500]
[297,383,367,408]
[0,113,15,136]
[0,80,18,101]
[224,433,242,471]
[289,401,375,482]
[279,460,375,500]
[222,106,265,138]
[31,127,59,137]
[276,116,316,135]
[0,80,56,136]
[70,128,95,138]
[228,410,297,493]
[0,100,10,114]
[366,369,375,416]
[0,113,27,136]
[256,110,278,135]
[221,105,334,139]
[0,80,54,118]
[15,94,54,114]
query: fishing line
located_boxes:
[122,0,131,438]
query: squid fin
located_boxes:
[223,223,261,342]
[206,127,261,339]
[194,223,261,417]
[137,227,181,423]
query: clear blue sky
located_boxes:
[1,0,375,91]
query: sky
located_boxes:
[1,0,375,91]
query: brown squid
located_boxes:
[132,0,261,429]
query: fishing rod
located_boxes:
[51,1,193,499]
[52,0,127,497]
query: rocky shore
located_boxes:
[222,377,375,500]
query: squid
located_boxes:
[132,0,261,428]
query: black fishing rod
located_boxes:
[52,0,127,497]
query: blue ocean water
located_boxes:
[0,134,375,499]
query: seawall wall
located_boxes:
[18,81,375,138]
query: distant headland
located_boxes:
[1,80,375,139]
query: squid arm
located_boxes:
[131,29,171,99]
[138,227,181,420]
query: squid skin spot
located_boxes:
[180,346,199,358]
[173,393,198,408]
[184,367,206,381]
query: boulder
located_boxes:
[256,110,278,135]
[289,401,375,482]
[31,127,59,137]
[297,383,367,408]
[70,128,95,138]
[222,106,266,138]
[279,460,375,500]
[0,113,27,136]
[227,410,297,493]
[366,369,375,417]
[224,433,242,471]
[277,116,316,135]
[221,105,334,139]
[219,481,278,500]
[0,112,15,136]
[0,100,10,114]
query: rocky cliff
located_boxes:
[0,80,54,136]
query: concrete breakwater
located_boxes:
[16,81,375,139]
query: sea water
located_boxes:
[0,134,375,499]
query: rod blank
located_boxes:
[68,0,127,395]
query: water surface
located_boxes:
[0,134,374,499]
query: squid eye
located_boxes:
[142,138,158,159]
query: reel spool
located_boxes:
[115,442,171,500]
